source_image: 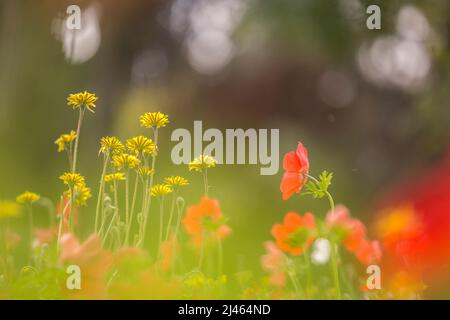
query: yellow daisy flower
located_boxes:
[65,183,92,206]
[54,131,77,152]
[59,172,85,187]
[16,191,40,204]
[126,136,156,157]
[164,176,189,188]
[104,173,126,183]
[0,200,21,220]
[67,91,98,113]
[112,153,141,170]
[137,166,155,178]
[99,136,124,155]
[151,184,173,197]
[139,112,169,129]
[188,155,217,172]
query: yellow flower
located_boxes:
[126,136,156,157]
[151,184,173,197]
[164,176,189,188]
[54,131,77,152]
[139,112,169,129]
[112,153,141,170]
[65,183,92,206]
[16,191,40,204]
[99,136,124,155]
[104,173,126,183]
[188,155,217,172]
[59,172,85,187]
[137,166,155,178]
[67,91,98,113]
[0,200,21,220]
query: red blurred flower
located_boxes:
[326,205,381,265]
[183,197,231,248]
[261,241,288,287]
[271,212,316,256]
[280,142,309,201]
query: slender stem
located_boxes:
[203,168,208,196]
[126,172,139,246]
[95,154,109,232]
[140,128,158,246]
[28,205,33,265]
[198,230,206,270]
[69,187,74,233]
[157,198,164,261]
[306,173,341,299]
[125,171,130,236]
[330,241,342,300]
[164,192,177,242]
[303,249,313,299]
[72,109,84,173]
[56,196,69,254]
[217,235,223,276]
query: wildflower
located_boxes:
[104,173,126,183]
[386,271,426,299]
[59,233,113,299]
[311,238,331,265]
[34,227,56,246]
[126,136,156,157]
[326,205,382,265]
[139,112,169,129]
[160,234,178,272]
[261,241,288,287]
[271,212,316,256]
[137,166,154,178]
[151,184,173,197]
[99,136,124,155]
[59,172,85,187]
[54,131,77,152]
[280,142,309,200]
[16,191,40,204]
[0,200,20,220]
[67,91,98,113]
[65,183,92,206]
[188,155,217,172]
[112,153,141,170]
[164,176,189,188]
[182,197,231,247]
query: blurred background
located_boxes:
[1,0,450,297]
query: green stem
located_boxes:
[217,235,223,276]
[28,205,34,265]
[303,250,313,299]
[71,109,84,173]
[157,198,164,261]
[125,171,130,236]
[69,187,74,233]
[126,172,139,246]
[198,231,205,270]
[203,168,208,196]
[164,192,177,242]
[95,154,109,233]
[139,128,158,247]
[306,174,341,299]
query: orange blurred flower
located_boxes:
[160,233,178,272]
[59,233,113,299]
[280,142,309,201]
[261,241,288,287]
[386,271,426,299]
[271,212,316,256]
[182,197,231,247]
